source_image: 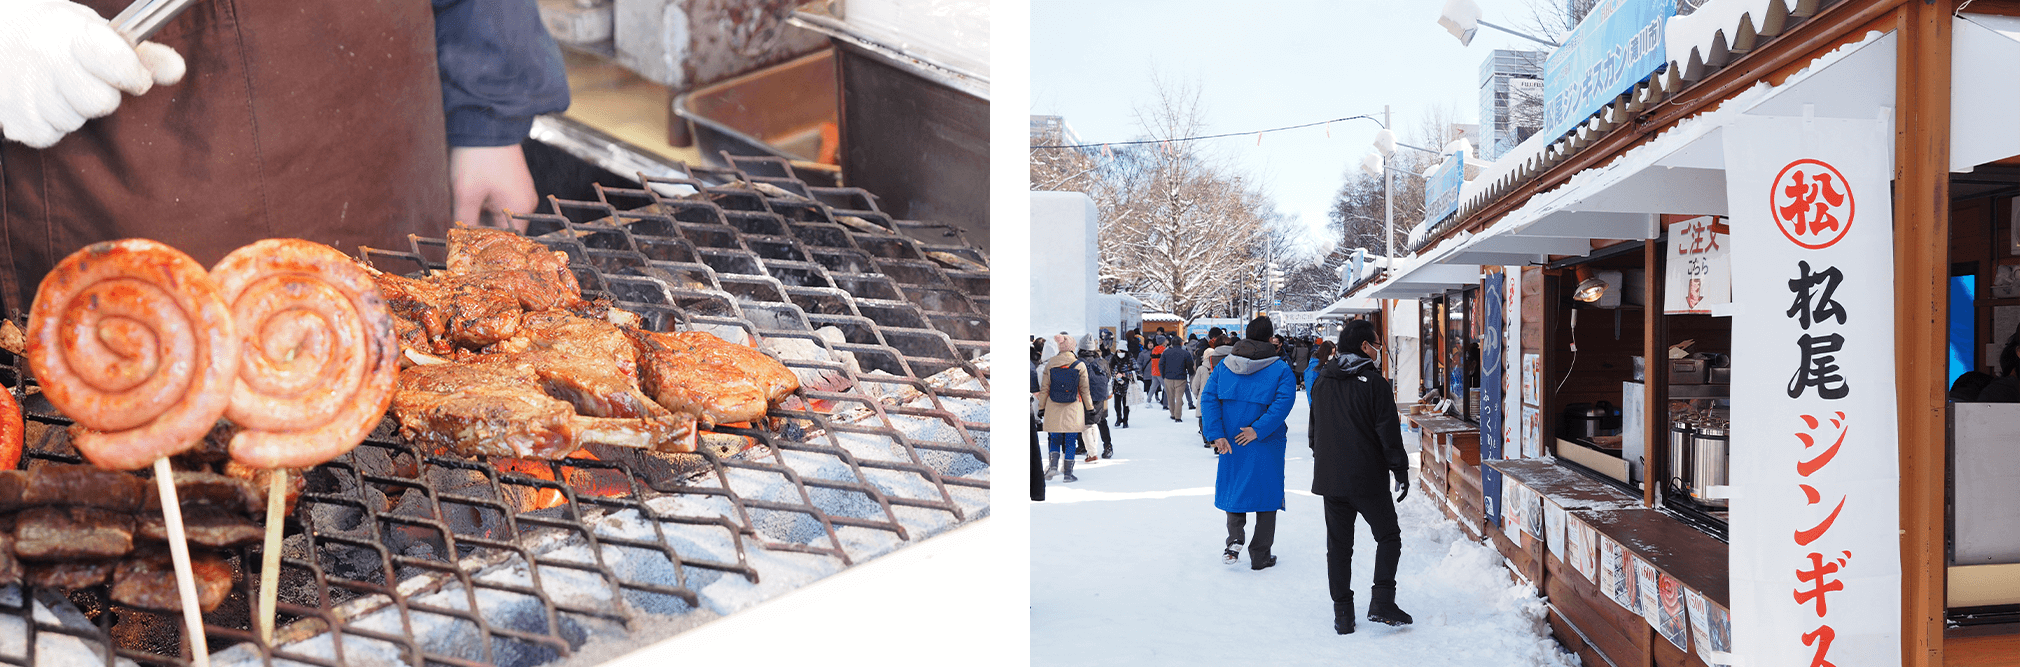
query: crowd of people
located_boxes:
[1030,316,1416,633]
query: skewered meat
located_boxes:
[211,239,400,469]
[627,328,799,427]
[14,506,135,559]
[0,389,19,471]
[392,354,694,458]
[26,239,240,470]
[111,547,233,612]
[13,464,148,511]
[136,505,264,548]
[27,560,114,589]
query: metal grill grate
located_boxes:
[0,155,990,667]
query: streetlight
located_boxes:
[1362,106,1444,263]
[1438,0,1561,48]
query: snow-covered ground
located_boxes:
[1031,390,1578,666]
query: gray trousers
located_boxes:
[1227,511,1277,560]
[1165,378,1187,420]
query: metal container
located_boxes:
[790,7,989,250]
[1689,421,1730,508]
[1668,418,1694,496]
[1564,402,1608,439]
[1708,366,1731,384]
[1670,358,1708,384]
[673,49,840,170]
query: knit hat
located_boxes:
[1244,315,1274,342]
[1079,333,1100,352]
[1208,326,1224,339]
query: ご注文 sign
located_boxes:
[1723,115,1901,667]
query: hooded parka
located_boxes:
[1202,339,1298,513]
[1307,353,1409,500]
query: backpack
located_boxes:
[1047,361,1082,404]
[1086,360,1111,403]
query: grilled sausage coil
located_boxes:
[27,240,238,470]
[210,240,398,469]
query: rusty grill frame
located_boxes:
[0,155,990,667]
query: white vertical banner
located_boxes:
[1723,112,1900,667]
[1506,265,1524,455]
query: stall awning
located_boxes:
[1320,296,1381,318]
[1425,29,1897,270]
[1955,14,2020,172]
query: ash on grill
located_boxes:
[0,156,987,667]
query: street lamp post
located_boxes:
[1361,111,1443,263]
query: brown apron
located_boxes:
[0,0,451,312]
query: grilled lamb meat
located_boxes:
[393,353,694,458]
[111,547,233,612]
[626,328,800,427]
[447,227,580,293]
[14,506,134,559]
[27,560,114,589]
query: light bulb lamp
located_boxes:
[1573,265,1609,303]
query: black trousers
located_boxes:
[1093,411,1112,450]
[1225,511,1277,559]
[1324,494,1401,611]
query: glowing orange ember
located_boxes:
[494,449,632,511]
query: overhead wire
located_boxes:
[1031,114,1384,149]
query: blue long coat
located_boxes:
[1202,354,1299,513]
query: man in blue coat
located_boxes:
[1202,315,1298,570]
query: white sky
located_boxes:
[1030,0,1553,258]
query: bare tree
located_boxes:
[1093,76,1277,320]
[1326,109,1463,260]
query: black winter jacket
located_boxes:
[1307,354,1408,500]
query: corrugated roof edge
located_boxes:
[1426,0,1843,255]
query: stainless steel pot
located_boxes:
[1668,419,1694,496]
[1688,421,1729,508]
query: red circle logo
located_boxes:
[1769,159,1854,250]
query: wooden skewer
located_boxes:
[258,469,285,644]
[152,457,210,667]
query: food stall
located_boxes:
[1350,0,2020,664]
[0,0,993,662]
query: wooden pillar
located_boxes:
[1894,2,1950,665]
[1643,240,1663,509]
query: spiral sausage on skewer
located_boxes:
[210,240,399,469]
[27,240,239,470]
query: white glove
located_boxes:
[0,0,185,148]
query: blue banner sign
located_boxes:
[1423,149,1465,226]
[1542,0,1675,145]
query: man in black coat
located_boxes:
[1158,339,1194,422]
[1308,320,1413,634]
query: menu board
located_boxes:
[1633,555,1661,626]
[1544,500,1567,557]
[1600,537,1632,610]
[1566,515,1594,583]
[1522,405,1543,459]
[1521,353,1541,407]
[1686,588,1714,664]
[1657,572,1690,651]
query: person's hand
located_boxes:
[449,145,538,231]
[1212,438,1231,454]
[1393,470,1410,502]
[1235,426,1258,445]
[0,0,184,148]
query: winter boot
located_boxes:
[1044,451,1059,480]
[1102,444,1114,459]
[1367,587,1414,627]
[1061,457,1078,483]
[1223,540,1241,565]
[1334,596,1356,635]
[1250,555,1278,571]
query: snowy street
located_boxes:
[1030,389,1577,666]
